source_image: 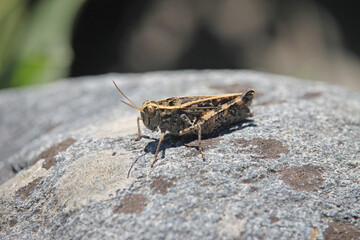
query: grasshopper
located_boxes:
[113,81,255,167]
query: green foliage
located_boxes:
[0,0,86,89]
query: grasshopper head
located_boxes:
[141,101,160,131]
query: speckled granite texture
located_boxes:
[0,70,359,239]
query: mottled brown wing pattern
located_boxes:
[156,96,215,106]
[156,93,242,109]
[156,94,244,134]
[180,93,252,135]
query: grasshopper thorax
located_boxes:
[141,101,160,131]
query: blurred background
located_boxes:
[1,0,360,91]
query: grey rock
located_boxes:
[0,70,359,240]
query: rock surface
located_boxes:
[0,70,359,239]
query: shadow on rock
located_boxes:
[143,120,257,159]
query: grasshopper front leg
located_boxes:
[151,131,165,167]
[131,116,142,141]
[131,116,165,168]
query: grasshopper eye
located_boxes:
[145,106,156,118]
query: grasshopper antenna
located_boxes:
[121,100,140,111]
[113,81,144,113]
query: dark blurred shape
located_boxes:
[176,27,239,70]
[315,0,360,57]
[70,0,151,76]
[68,0,360,90]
